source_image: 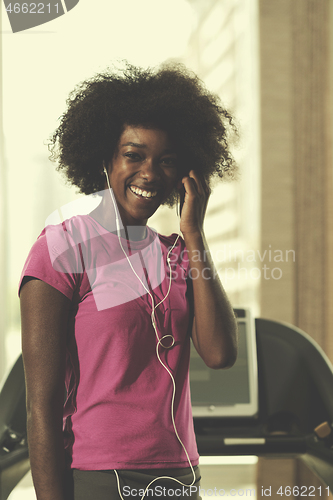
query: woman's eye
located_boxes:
[161,157,177,166]
[124,152,141,160]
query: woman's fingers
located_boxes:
[182,170,210,200]
[181,175,198,196]
[178,170,211,234]
[188,170,203,195]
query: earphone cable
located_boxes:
[104,168,196,500]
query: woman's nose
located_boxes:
[140,158,161,181]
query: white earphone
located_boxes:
[102,164,196,499]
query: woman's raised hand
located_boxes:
[178,170,211,238]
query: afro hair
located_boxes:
[49,62,238,206]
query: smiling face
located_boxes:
[106,125,179,227]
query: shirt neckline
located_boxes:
[85,214,156,251]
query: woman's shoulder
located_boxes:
[45,213,102,237]
[18,215,94,298]
[32,214,89,263]
[38,213,104,256]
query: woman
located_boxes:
[20,63,238,500]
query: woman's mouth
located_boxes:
[129,185,158,199]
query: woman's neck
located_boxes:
[89,202,147,241]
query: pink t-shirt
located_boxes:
[19,214,199,470]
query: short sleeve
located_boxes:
[18,223,83,300]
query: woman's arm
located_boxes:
[180,171,238,369]
[20,279,71,500]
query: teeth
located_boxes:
[130,186,157,198]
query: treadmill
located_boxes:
[1,309,333,499]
